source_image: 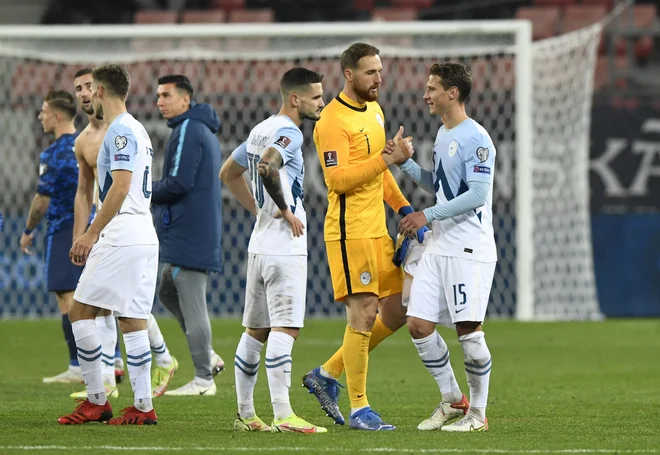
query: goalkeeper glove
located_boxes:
[392,234,410,267]
[398,206,429,244]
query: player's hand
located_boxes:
[382,139,395,155]
[277,209,305,238]
[19,232,34,255]
[69,230,98,266]
[383,126,414,165]
[398,211,429,238]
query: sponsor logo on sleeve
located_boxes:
[476,146,489,162]
[274,135,292,149]
[114,154,130,162]
[473,165,491,174]
[324,150,338,167]
[115,135,128,150]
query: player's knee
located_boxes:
[407,316,435,339]
[246,327,270,343]
[68,300,98,322]
[455,321,482,338]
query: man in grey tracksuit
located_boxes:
[151,75,224,396]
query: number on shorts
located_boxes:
[453,283,467,307]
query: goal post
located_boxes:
[0,20,600,320]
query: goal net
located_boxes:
[0,21,601,320]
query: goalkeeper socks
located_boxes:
[147,314,173,367]
[342,325,371,411]
[61,314,79,367]
[72,319,105,405]
[96,315,117,387]
[321,316,394,380]
[265,332,294,421]
[412,331,462,403]
[235,332,263,419]
[123,330,153,412]
[459,331,492,421]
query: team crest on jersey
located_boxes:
[360,271,371,285]
[448,141,458,157]
[115,135,127,150]
[476,146,489,162]
[375,113,384,128]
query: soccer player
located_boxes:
[58,64,159,425]
[220,67,327,433]
[396,62,496,432]
[301,43,420,431]
[21,90,82,384]
[69,68,177,400]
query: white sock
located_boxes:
[147,314,173,367]
[234,332,263,419]
[96,315,117,387]
[265,332,294,421]
[124,330,153,412]
[72,319,105,405]
[413,331,462,403]
[460,331,491,421]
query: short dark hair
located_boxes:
[429,62,472,103]
[157,74,194,97]
[340,43,380,71]
[92,64,131,99]
[45,90,76,119]
[279,67,324,95]
[74,68,93,79]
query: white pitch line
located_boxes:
[1,446,658,454]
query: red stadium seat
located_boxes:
[297,58,343,91]
[182,10,226,23]
[562,5,608,33]
[534,0,575,6]
[199,61,249,95]
[11,62,59,106]
[133,10,178,24]
[593,56,628,90]
[391,0,433,8]
[352,0,375,12]
[229,8,274,23]
[372,7,418,21]
[515,6,561,40]
[581,0,613,8]
[209,0,245,10]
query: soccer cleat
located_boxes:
[211,352,225,376]
[349,407,396,431]
[441,415,489,432]
[114,358,125,384]
[302,367,345,425]
[108,406,157,425]
[152,356,179,397]
[270,414,328,434]
[417,394,469,431]
[43,366,84,384]
[234,415,271,432]
[70,384,119,400]
[163,379,216,396]
[57,399,113,425]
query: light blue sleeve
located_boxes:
[423,180,490,221]
[460,134,495,183]
[268,126,303,165]
[231,141,248,169]
[108,124,138,172]
[399,159,435,194]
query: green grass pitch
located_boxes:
[1,318,659,455]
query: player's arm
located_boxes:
[152,121,204,205]
[382,169,410,213]
[219,142,257,216]
[20,154,54,253]
[398,158,435,194]
[72,136,94,241]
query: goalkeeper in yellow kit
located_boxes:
[302,43,425,430]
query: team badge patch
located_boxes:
[449,141,458,157]
[274,135,292,149]
[375,113,384,128]
[114,154,130,162]
[324,150,338,167]
[476,146,489,162]
[115,135,128,150]
[360,271,371,285]
[473,165,491,174]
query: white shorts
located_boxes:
[242,253,306,329]
[407,253,496,328]
[402,230,432,278]
[73,243,159,319]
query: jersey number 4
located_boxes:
[247,154,265,208]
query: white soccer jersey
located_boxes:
[96,112,158,246]
[427,118,497,262]
[231,115,306,256]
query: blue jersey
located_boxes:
[37,132,80,235]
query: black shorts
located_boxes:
[44,222,83,292]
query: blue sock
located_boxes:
[61,314,79,367]
[114,320,122,359]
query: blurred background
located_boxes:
[0,0,658,320]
